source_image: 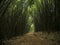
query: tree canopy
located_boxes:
[0,0,60,40]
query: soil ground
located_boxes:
[4,32,60,45]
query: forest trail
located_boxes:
[4,32,60,45]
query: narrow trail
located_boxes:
[4,32,60,45]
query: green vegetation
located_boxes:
[0,0,60,43]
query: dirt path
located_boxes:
[4,32,60,45]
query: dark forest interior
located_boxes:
[0,0,60,45]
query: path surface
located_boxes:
[4,32,60,45]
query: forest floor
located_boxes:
[4,31,60,45]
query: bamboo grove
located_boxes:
[0,0,60,40]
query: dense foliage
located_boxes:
[0,0,60,41]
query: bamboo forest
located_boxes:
[0,0,60,45]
